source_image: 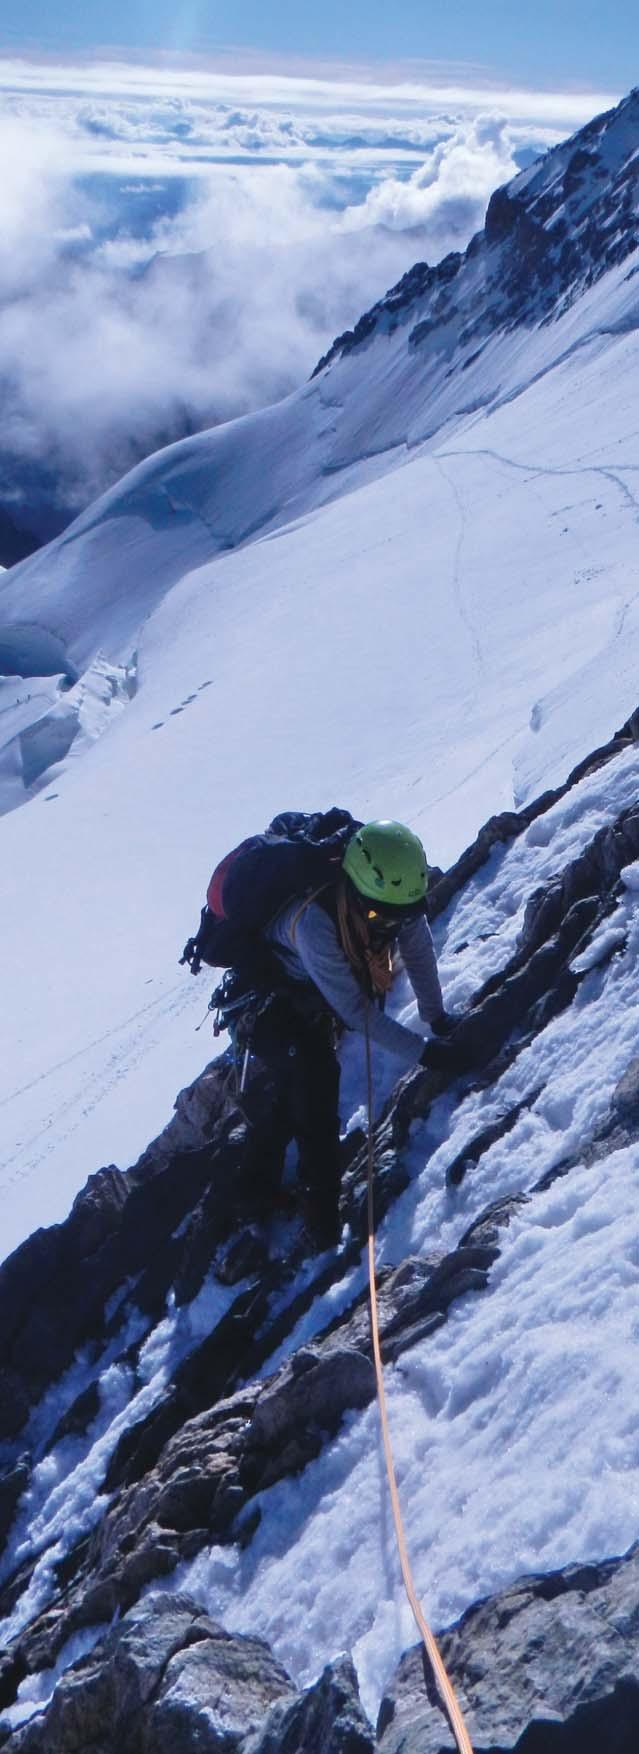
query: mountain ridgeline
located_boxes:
[314,86,639,378]
[2,84,639,1754]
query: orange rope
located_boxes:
[364,1015,475,1754]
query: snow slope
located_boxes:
[186,744,639,1722]
[3,86,639,684]
[1,90,639,1257]
[3,91,639,1746]
[3,732,639,1737]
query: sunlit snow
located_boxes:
[172,749,639,1718]
[2,96,639,1738]
[2,269,639,1253]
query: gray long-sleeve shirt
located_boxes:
[266,900,443,1069]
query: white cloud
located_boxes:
[0,119,76,295]
[0,57,619,535]
[341,114,518,237]
[0,55,618,126]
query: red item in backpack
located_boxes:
[207,840,252,918]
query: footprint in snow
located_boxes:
[151,684,212,729]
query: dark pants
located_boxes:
[246,994,341,1208]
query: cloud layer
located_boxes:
[0,58,619,542]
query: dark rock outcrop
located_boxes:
[0,1071,249,1442]
[0,1246,495,1691]
[0,1595,375,1752]
[1,1594,295,1753]
[1,703,636,1445]
[314,90,639,381]
[244,1655,375,1753]
[6,1542,639,1752]
[377,1540,639,1752]
[313,252,463,375]
[2,707,639,1746]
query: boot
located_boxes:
[299,1183,341,1250]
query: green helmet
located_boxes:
[343,820,429,908]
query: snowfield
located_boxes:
[2,267,639,1254]
[2,87,639,1742]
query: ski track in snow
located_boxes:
[439,442,639,517]
[0,978,203,1225]
[0,980,188,1120]
[431,456,485,685]
[0,982,195,1199]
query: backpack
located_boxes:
[180,807,360,976]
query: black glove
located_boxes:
[419,1037,465,1075]
[429,1009,456,1037]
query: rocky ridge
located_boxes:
[2,710,639,1748]
[314,87,639,379]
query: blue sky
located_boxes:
[1,0,637,88]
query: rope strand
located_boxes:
[364,1009,475,1754]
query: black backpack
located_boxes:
[180,807,360,976]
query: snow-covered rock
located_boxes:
[4,84,639,1754]
[2,717,639,1745]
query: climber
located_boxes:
[239,819,460,1249]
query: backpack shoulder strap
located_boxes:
[288,883,335,943]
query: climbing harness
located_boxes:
[204,972,265,1100]
[364,1010,475,1754]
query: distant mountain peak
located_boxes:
[314,86,639,377]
